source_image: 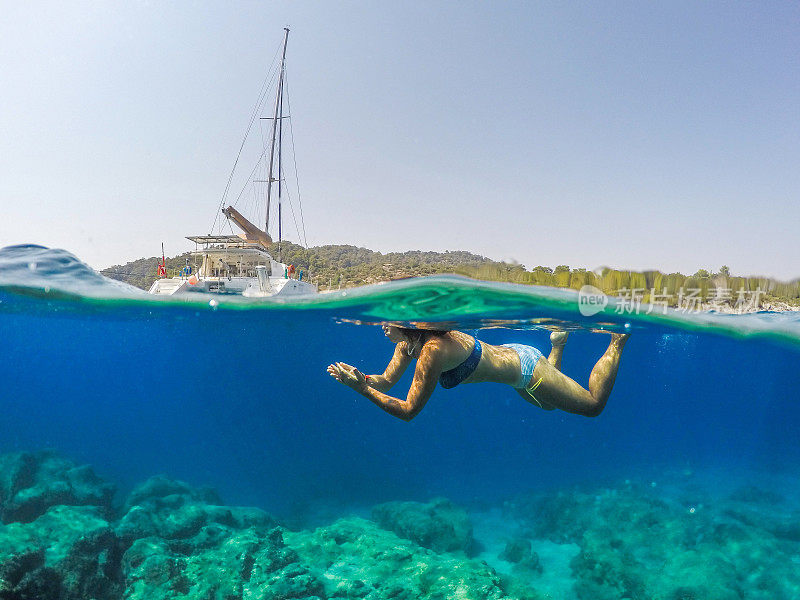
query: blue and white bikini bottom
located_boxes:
[501,343,544,389]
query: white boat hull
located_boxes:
[149,275,317,297]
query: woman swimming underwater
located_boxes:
[327,325,629,421]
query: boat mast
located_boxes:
[265,27,289,261]
[278,46,285,263]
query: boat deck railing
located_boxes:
[186,235,268,251]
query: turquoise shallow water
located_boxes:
[1,244,799,599]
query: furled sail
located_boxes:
[223,206,273,247]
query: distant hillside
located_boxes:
[101,241,800,311]
[100,242,509,291]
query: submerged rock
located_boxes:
[286,516,541,600]
[0,451,115,524]
[508,484,800,600]
[0,504,124,600]
[121,474,222,512]
[121,526,325,600]
[371,497,476,554]
[116,474,326,599]
[499,538,542,573]
[7,450,800,600]
[0,549,61,599]
[0,453,544,600]
[116,475,278,545]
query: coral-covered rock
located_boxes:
[286,516,541,600]
[121,474,221,512]
[499,538,541,573]
[121,525,325,600]
[0,505,124,600]
[6,450,800,600]
[0,549,62,599]
[509,484,800,600]
[371,497,475,554]
[0,451,115,524]
[116,475,277,545]
[116,474,319,599]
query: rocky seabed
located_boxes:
[1,451,799,600]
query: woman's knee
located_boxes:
[580,393,605,417]
[582,403,604,418]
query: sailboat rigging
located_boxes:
[149,28,316,297]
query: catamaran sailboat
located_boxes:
[150,28,317,298]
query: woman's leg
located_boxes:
[514,331,569,410]
[522,333,629,417]
[548,331,569,370]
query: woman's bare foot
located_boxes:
[547,331,569,371]
[610,332,630,347]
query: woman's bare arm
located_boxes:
[329,344,443,421]
[365,342,413,392]
[327,342,410,392]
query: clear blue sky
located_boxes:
[1,2,798,279]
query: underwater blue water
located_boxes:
[1,244,799,520]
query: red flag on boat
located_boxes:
[157,243,166,278]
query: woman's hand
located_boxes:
[327,362,368,391]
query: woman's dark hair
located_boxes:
[397,327,447,345]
